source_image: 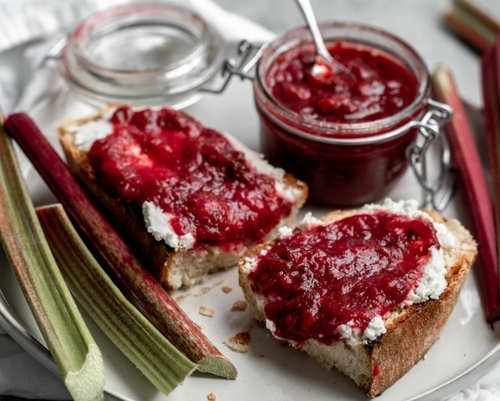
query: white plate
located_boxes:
[1,64,500,401]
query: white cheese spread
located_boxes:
[142,201,195,250]
[72,120,113,152]
[362,316,387,342]
[363,198,450,307]
[278,225,294,239]
[297,212,325,231]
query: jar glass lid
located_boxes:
[58,3,224,107]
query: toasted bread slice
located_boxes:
[238,205,477,398]
[59,106,307,291]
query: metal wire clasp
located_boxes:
[407,99,453,212]
[202,40,264,94]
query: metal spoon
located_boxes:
[294,0,349,75]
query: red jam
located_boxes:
[267,42,419,125]
[248,211,439,345]
[87,106,293,250]
[254,24,430,207]
[258,121,418,206]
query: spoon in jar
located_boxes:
[294,0,351,77]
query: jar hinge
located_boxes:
[407,99,454,212]
[201,40,264,94]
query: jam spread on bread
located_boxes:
[86,106,293,250]
[267,41,418,124]
[248,210,439,344]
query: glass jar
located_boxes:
[57,3,223,108]
[252,22,450,207]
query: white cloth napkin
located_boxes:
[0,0,499,400]
[0,0,273,115]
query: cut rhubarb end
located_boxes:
[198,358,237,379]
[64,344,105,401]
[444,0,499,53]
[431,63,500,323]
[4,112,237,379]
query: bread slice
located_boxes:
[238,204,477,398]
[58,105,307,291]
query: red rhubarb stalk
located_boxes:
[482,40,500,323]
[5,113,237,379]
[431,64,500,323]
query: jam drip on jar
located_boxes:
[87,106,293,250]
[266,41,419,123]
[248,211,440,344]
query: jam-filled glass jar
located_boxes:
[253,22,446,207]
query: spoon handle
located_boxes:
[294,0,333,62]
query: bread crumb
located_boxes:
[199,306,215,318]
[207,393,217,401]
[196,323,206,331]
[224,331,251,352]
[222,286,233,293]
[231,299,247,311]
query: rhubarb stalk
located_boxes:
[37,204,196,394]
[482,40,500,323]
[444,0,499,52]
[5,112,237,379]
[0,110,105,400]
[431,64,500,323]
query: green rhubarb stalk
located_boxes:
[5,113,237,379]
[481,43,500,322]
[0,110,105,401]
[37,204,196,394]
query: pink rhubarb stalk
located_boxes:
[431,64,500,323]
[481,41,500,322]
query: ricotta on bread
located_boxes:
[238,199,477,398]
[58,105,307,291]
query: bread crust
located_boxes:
[238,208,477,398]
[58,106,308,291]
